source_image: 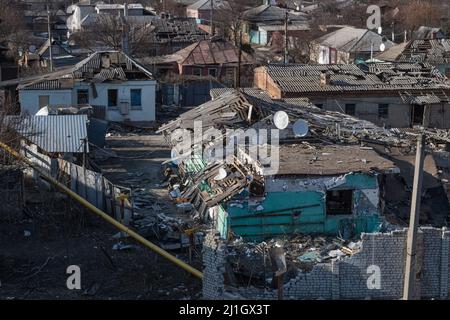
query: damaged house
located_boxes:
[310,27,395,64]
[17,51,157,125]
[158,90,400,241]
[254,63,450,129]
[376,38,450,77]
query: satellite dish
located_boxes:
[274,111,290,130]
[377,26,382,35]
[379,43,386,52]
[214,168,227,181]
[293,119,309,137]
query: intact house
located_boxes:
[242,4,310,46]
[254,63,450,129]
[376,39,450,78]
[310,27,395,64]
[67,2,157,34]
[157,89,401,240]
[186,0,227,24]
[17,51,157,125]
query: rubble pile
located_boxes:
[225,234,363,287]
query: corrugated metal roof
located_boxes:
[7,115,89,153]
[262,63,450,94]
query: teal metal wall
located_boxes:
[219,173,383,241]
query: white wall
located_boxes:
[74,81,156,122]
[19,90,73,115]
[19,80,157,123]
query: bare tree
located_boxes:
[72,14,153,56]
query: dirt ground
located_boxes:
[0,132,203,300]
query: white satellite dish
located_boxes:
[377,26,382,35]
[214,168,227,181]
[274,111,290,130]
[379,43,386,52]
[293,119,309,137]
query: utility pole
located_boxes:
[47,5,53,72]
[284,11,288,64]
[403,134,426,300]
[236,29,242,88]
[122,3,130,54]
[210,0,215,36]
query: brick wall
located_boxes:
[202,227,450,300]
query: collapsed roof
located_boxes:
[18,51,154,90]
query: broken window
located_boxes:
[326,190,353,215]
[345,104,356,115]
[108,89,118,107]
[378,104,389,119]
[130,89,142,108]
[77,89,89,105]
[192,68,201,76]
[412,104,424,126]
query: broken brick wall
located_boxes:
[202,227,450,300]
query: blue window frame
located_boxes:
[130,89,142,107]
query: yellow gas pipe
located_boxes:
[0,140,203,280]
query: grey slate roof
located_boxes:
[260,63,450,94]
[7,115,89,153]
[313,27,395,53]
[243,4,309,24]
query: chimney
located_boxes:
[320,72,331,86]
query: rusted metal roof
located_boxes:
[172,38,255,66]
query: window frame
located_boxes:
[345,103,356,116]
[107,89,118,107]
[208,68,218,77]
[130,88,142,109]
[378,103,389,119]
[77,89,89,105]
[326,189,354,216]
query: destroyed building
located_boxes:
[254,63,450,129]
[158,90,406,241]
[16,51,157,125]
[376,38,450,78]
